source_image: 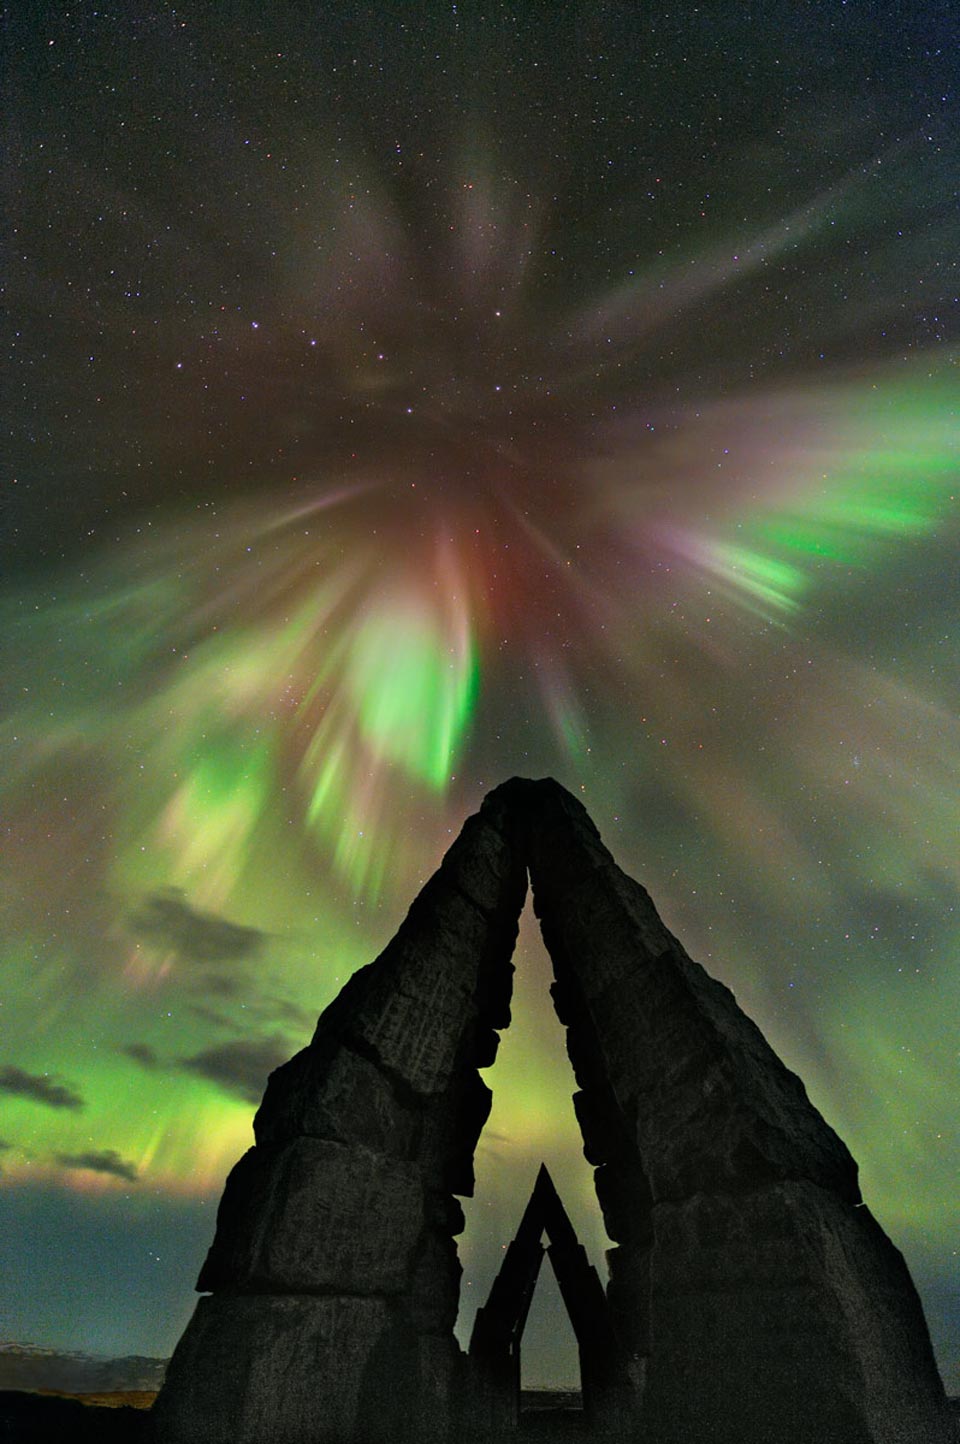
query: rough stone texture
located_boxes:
[516,777,860,1205]
[511,777,952,1444]
[254,1042,422,1155]
[152,777,952,1444]
[197,1138,425,1294]
[149,1295,408,1444]
[152,791,525,1444]
[642,1182,951,1444]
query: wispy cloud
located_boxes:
[0,1065,84,1111]
[55,1148,139,1183]
[180,1034,291,1105]
[122,1042,160,1069]
[129,890,265,964]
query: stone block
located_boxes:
[254,1042,421,1155]
[421,1067,493,1196]
[438,801,527,919]
[642,1182,953,1444]
[536,863,677,999]
[345,889,497,1096]
[198,1138,424,1294]
[584,949,859,1203]
[410,1334,465,1444]
[150,1293,410,1444]
[408,1226,463,1332]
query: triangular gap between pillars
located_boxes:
[454,896,614,1390]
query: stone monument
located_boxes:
[150,777,952,1444]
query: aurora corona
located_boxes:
[2,1,957,1394]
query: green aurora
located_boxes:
[2,0,957,1394]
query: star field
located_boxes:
[2,1,958,1392]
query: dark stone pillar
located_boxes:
[511,776,952,1444]
[151,789,527,1444]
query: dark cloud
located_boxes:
[266,996,316,1032]
[122,1042,160,1069]
[189,991,314,1035]
[0,1065,84,1111]
[128,890,265,964]
[180,1035,292,1105]
[846,883,951,957]
[188,1003,230,1031]
[54,1149,139,1183]
[202,973,245,999]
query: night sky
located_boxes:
[3,1,957,1393]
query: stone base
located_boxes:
[640,1181,953,1444]
[150,1294,415,1444]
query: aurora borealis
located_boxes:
[2,0,957,1393]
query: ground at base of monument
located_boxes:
[519,1413,589,1441]
[518,1390,587,1439]
[520,1388,583,1412]
[1,1387,957,1442]
[0,1388,151,1441]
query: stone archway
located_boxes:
[151,778,952,1444]
[469,1163,632,1438]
